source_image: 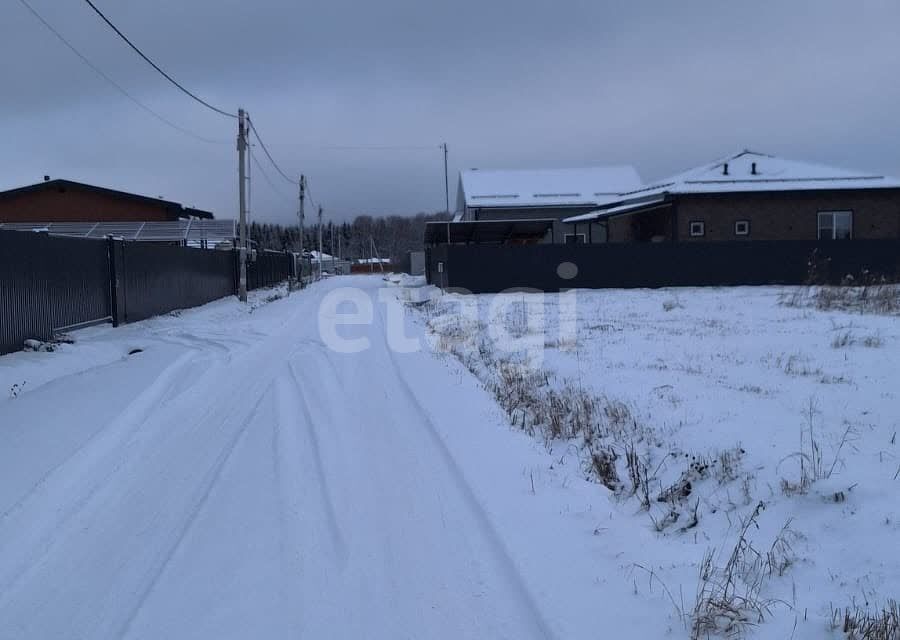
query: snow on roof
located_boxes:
[563,150,900,223]
[459,166,642,209]
[623,150,900,197]
[564,196,669,223]
[308,250,335,261]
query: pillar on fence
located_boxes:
[232,248,241,297]
[107,237,126,327]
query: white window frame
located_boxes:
[734,220,750,236]
[564,233,587,245]
[689,220,705,237]
[817,211,853,240]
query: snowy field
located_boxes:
[417,285,900,639]
[0,276,897,639]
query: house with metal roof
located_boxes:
[446,165,642,245]
[563,150,900,243]
[455,165,641,222]
[0,177,214,224]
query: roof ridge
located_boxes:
[461,165,636,174]
[0,178,214,219]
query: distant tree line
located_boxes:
[249,212,450,263]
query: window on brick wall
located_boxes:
[817,211,852,240]
[734,220,750,236]
[689,220,705,237]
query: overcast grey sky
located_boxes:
[3,0,900,223]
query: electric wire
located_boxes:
[15,0,227,145]
[250,146,296,205]
[304,181,319,212]
[23,0,333,240]
[80,0,237,118]
[313,144,437,151]
[247,117,297,185]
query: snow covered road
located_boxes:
[0,277,597,640]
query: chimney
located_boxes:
[751,162,758,175]
[43,175,50,182]
[723,163,729,176]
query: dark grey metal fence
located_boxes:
[1,231,294,355]
[248,251,294,291]
[117,242,237,323]
[426,240,900,293]
[1,230,112,354]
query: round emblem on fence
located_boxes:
[557,261,578,280]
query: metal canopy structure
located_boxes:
[0,219,237,246]
[425,219,554,245]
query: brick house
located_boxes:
[564,151,900,243]
[0,177,214,223]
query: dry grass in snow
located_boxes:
[415,285,899,639]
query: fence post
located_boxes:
[107,237,126,326]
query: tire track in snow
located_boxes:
[284,360,348,563]
[373,301,557,640]
[270,392,302,632]
[150,330,245,356]
[0,350,197,525]
[0,351,208,609]
[115,390,271,639]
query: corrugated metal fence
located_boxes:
[248,251,295,291]
[0,230,294,355]
[0,231,112,354]
[426,240,900,293]
[117,242,238,323]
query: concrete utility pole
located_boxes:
[442,142,450,214]
[298,174,305,282]
[237,108,248,302]
[317,205,323,279]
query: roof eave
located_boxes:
[671,183,900,196]
[562,193,672,223]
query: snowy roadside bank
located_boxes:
[410,284,900,639]
[0,284,289,402]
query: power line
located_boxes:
[247,117,296,185]
[314,144,438,151]
[249,146,295,204]
[15,0,227,145]
[304,180,319,211]
[80,0,237,119]
[255,141,438,151]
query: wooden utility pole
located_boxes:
[237,108,248,302]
